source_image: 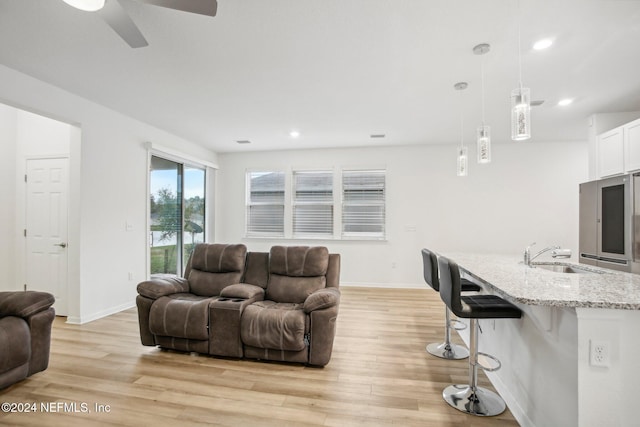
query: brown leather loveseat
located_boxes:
[136,243,340,366]
[0,291,55,389]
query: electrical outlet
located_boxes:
[590,340,610,367]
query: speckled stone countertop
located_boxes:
[443,253,640,310]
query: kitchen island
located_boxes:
[442,253,640,427]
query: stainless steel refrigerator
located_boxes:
[579,174,636,272]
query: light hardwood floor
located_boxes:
[0,287,520,426]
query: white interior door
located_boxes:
[25,158,69,315]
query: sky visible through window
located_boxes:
[150,168,203,199]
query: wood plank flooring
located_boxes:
[0,287,520,426]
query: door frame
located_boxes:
[21,155,71,315]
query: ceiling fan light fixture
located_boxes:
[62,0,105,12]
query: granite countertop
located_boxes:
[443,253,640,310]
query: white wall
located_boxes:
[0,65,218,323]
[216,141,589,286]
[0,103,17,290]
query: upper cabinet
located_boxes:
[623,119,640,172]
[596,118,640,178]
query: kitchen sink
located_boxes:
[532,263,604,274]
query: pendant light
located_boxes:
[454,82,468,177]
[511,0,531,141]
[473,43,491,163]
[62,0,105,12]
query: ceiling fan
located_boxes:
[62,0,218,48]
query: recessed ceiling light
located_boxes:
[289,130,300,138]
[558,98,573,106]
[236,140,251,144]
[370,134,386,139]
[533,38,553,50]
[62,0,105,12]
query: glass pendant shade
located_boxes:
[457,146,468,177]
[511,87,531,141]
[62,0,105,12]
[477,125,491,163]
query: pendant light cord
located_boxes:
[459,89,464,149]
[517,0,523,89]
[481,58,486,125]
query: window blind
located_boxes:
[246,171,285,236]
[342,170,386,238]
[293,170,333,236]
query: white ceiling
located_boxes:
[1,0,639,153]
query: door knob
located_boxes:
[54,243,67,248]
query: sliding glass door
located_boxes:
[149,155,205,275]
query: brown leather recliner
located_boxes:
[136,243,257,354]
[240,246,341,366]
[0,291,55,390]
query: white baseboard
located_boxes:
[341,281,425,289]
[66,301,136,325]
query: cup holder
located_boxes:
[231,299,243,302]
[218,298,229,302]
[217,298,245,303]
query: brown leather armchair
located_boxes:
[136,243,256,354]
[240,246,341,366]
[0,291,55,389]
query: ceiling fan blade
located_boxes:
[138,0,217,17]
[98,0,149,48]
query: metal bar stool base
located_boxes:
[442,384,506,416]
[426,342,469,360]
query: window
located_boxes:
[246,171,285,236]
[149,155,206,274]
[293,170,333,237]
[244,168,385,240]
[342,170,385,238]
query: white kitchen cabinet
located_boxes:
[595,117,640,178]
[597,127,624,178]
[624,118,640,172]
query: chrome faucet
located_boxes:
[524,242,561,267]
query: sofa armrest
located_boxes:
[0,291,55,318]
[220,283,265,300]
[137,274,189,299]
[303,287,340,313]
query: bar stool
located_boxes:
[421,248,481,360]
[437,255,522,416]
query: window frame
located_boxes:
[244,167,386,241]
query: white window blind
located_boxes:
[342,170,386,238]
[292,170,333,237]
[246,171,285,236]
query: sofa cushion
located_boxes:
[240,301,308,352]
[0,317,30,373]
[0,291,55,318]
[269,246,329,277]
[186,244,247,296]
[148,294,214,340]
[266,275,326,304]
[190,243,246,273]
[266,246,329,303]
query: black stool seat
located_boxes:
[461,279,482,293]
[437,255,522,417]
[457,294,521,319]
